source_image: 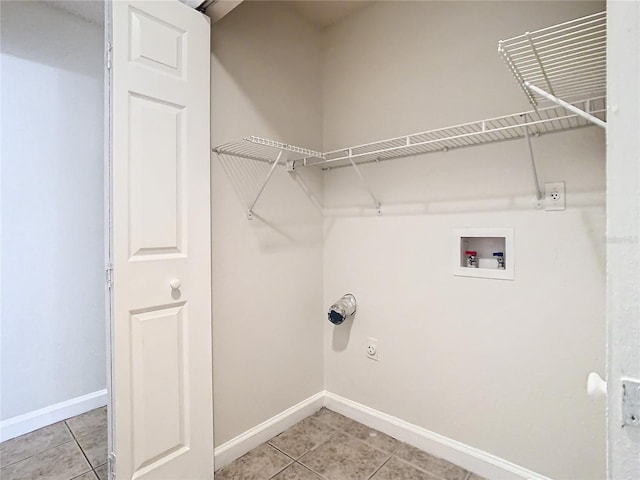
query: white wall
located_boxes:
[210,1,324,446]
[321,2,606,480]
[1,1,105,420]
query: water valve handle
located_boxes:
[493,252,504,257]
[464,250,477,256]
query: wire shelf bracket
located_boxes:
[212,136,325,220]
[348,155,381,214]
[520,114,543,203]
[498,11,607,129]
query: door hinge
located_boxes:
[106,42,112,70]
[622,379,640,427]
[106,263,113,289]
[108,452,116,479]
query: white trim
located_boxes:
[0,389,108,442]
[323,391,553,480]
[214,391,325,469]
[213,390,553,479]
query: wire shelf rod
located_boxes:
[525,83,605,128]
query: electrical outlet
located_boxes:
[366,338,378,361]
[544,181,566,211]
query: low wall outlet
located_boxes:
[545,181,566,211]
[366,338,379,361]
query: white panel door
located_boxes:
[110,1,212,479]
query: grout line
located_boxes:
[296,460,329,480]
[64,421,95,473]
[266,458,294,480]
[0,421,78,469]
[70,470,98,480]
[391,454,460,480]
[266,442,298,462]
[366,455,393,480]
[93,462,107,480]
[0,438,77,470]
[293,461,330,480]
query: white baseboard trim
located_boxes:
[214,391,325,470]
[323,391,553,480]
[213,390,552,480]
[0,389,108,442]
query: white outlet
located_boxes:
[544,181,566,211]
[366,338,378,361]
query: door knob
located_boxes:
[170,279,182,290]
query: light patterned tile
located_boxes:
[311,408,353,431]
[271,462,324,480]
[0,440,91,480]
[395,443,468,480]
[0,422,72,467]
[341,419,400,454]
[299,432,389,479]
[66,407,107,440]
[76,427,107,468]
[72,471,98,480]
[269,416,336,459]
[94,463,108,480]
[215,443,292,480]
[371,456,438,480]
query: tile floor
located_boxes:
[216,408,487,480]
[0,407,108,480]
[0,406,486,480]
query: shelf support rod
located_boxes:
[525,33,556,97]
[248,150,283,220]
[524,82,606,129]
[521,115,543,202]
[349,154,381,214]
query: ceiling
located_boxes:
[47,0,105,25]
[282,1,372,29]
[46,0,372,30]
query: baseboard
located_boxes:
[214,391,325,470]
[323,391,553,480]
[0,389,108,442]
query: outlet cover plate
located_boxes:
[366,337,378,361]
[545,181,566,211]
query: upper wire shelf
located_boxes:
[213,101,602,171]
[213,136,324,165]
[498,11,606,109]
[212,12,608,217]
[320,97,605,169]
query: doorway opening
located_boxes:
[1,2,109,479]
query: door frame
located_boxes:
[606,1,640,478]
[104,1,114,478]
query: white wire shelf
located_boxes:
[319,97,605,169]
[498,11,606,126]
[213,12,608,217]
[213,136,325,165]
